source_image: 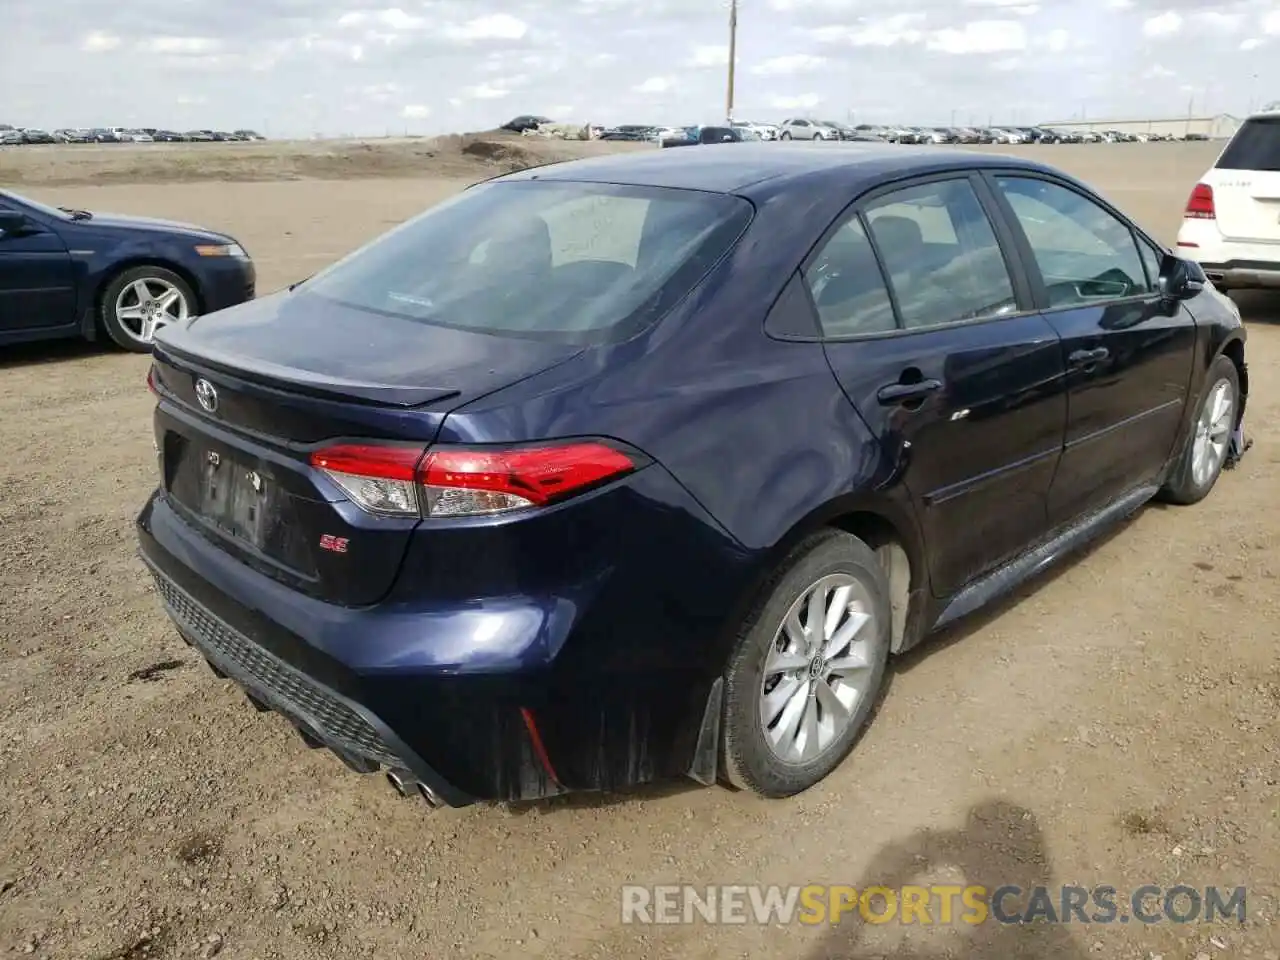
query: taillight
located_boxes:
[1184,183,1215,219]
[146,365,159,395]
[309,440,641,519]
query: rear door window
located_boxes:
[863,179,1018,329]
[802,217,897,337]
[1215,117,1280,171]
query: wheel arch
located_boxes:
[93,258,206,334]
[1219,334,1247,414]
[717,493,930,666]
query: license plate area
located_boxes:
[199,448,272,550]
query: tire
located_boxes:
[1158,354,1240,505]
[780,131,792,141]
[99,265,197,353]
[720,530,891,798]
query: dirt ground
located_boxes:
[1,140,1278,960]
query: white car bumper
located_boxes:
[1176,219,1280,290]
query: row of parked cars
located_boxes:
[591,120,1202,146]
[744,120,1200,144]
[0,125,266,145]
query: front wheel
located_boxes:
[780,131,792,140]
[1158,355,1240,505]
[720,531,891,798]
[100,265,196,352]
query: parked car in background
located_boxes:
[662,125,745,147]
[20,128,56,144]
[153,130,187,142]
[0,188,255,351]
[734,121,778,141]
[234,129,266,140]
[0,129,23,145]
[779,118,841,140]
[185,130,215,142]
[1177,109,1280,292]
[500,115,552,134]
[136,143,1247,811]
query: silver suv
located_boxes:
[778,118,838,141]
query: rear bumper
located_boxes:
[137,483,749,803]
[1175,222,1280,290]
[1197,261,1280,290]
[143,554,474,807]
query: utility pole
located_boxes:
[726,0,738,124]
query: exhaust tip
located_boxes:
[386,770,412,797]
[416,781,442,808]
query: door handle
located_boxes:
[877,379,943,405]
[1068,347,1109,367]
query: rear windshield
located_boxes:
[303,180,754,344]
[1215,117,1280,171]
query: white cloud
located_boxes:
[461,83,511,99]
[1264,10,1280,35]
[927,20,1027,55]
[769,93,822,110]
[1192,11,1242,33]
[633,76,674,93]
[808,14,926,46]
[688,44,728,67]
[546,105,575,117]
[751,53,828,75]
[80,31,121,52]
[151,37,221,54]
[401,104,430,118]
[1240,37,1264,51]
[1042,29,1070,53]
[1142,11,1182,38]
[1143,64,1175,79]
[442,14,528,42]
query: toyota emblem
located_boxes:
[194,378,218,413]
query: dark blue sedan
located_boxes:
[137,143,1248,808]
[0,188,255,352]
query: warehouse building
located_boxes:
[1038,114,1242,139]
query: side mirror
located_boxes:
[0,210,29,236]
[1156,252,1205,301]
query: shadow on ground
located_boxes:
[807,799,1089,960]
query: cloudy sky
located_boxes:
[3,0,1278,136]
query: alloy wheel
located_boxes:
[115,276,189,344]
[758,572,885,765]
[1191,378,1235,488]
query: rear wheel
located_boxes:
[1158,355,1239,505]
[100,265,195,352]
[720,531,891,798]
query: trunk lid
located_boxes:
[150,290,582,606]
[1212,117,1280,245]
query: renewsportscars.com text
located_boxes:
[620,884,1247,926]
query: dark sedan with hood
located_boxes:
[0,188,255,351]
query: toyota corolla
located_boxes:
[138,144,1248,809]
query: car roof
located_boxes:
[496,142,1061,198]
